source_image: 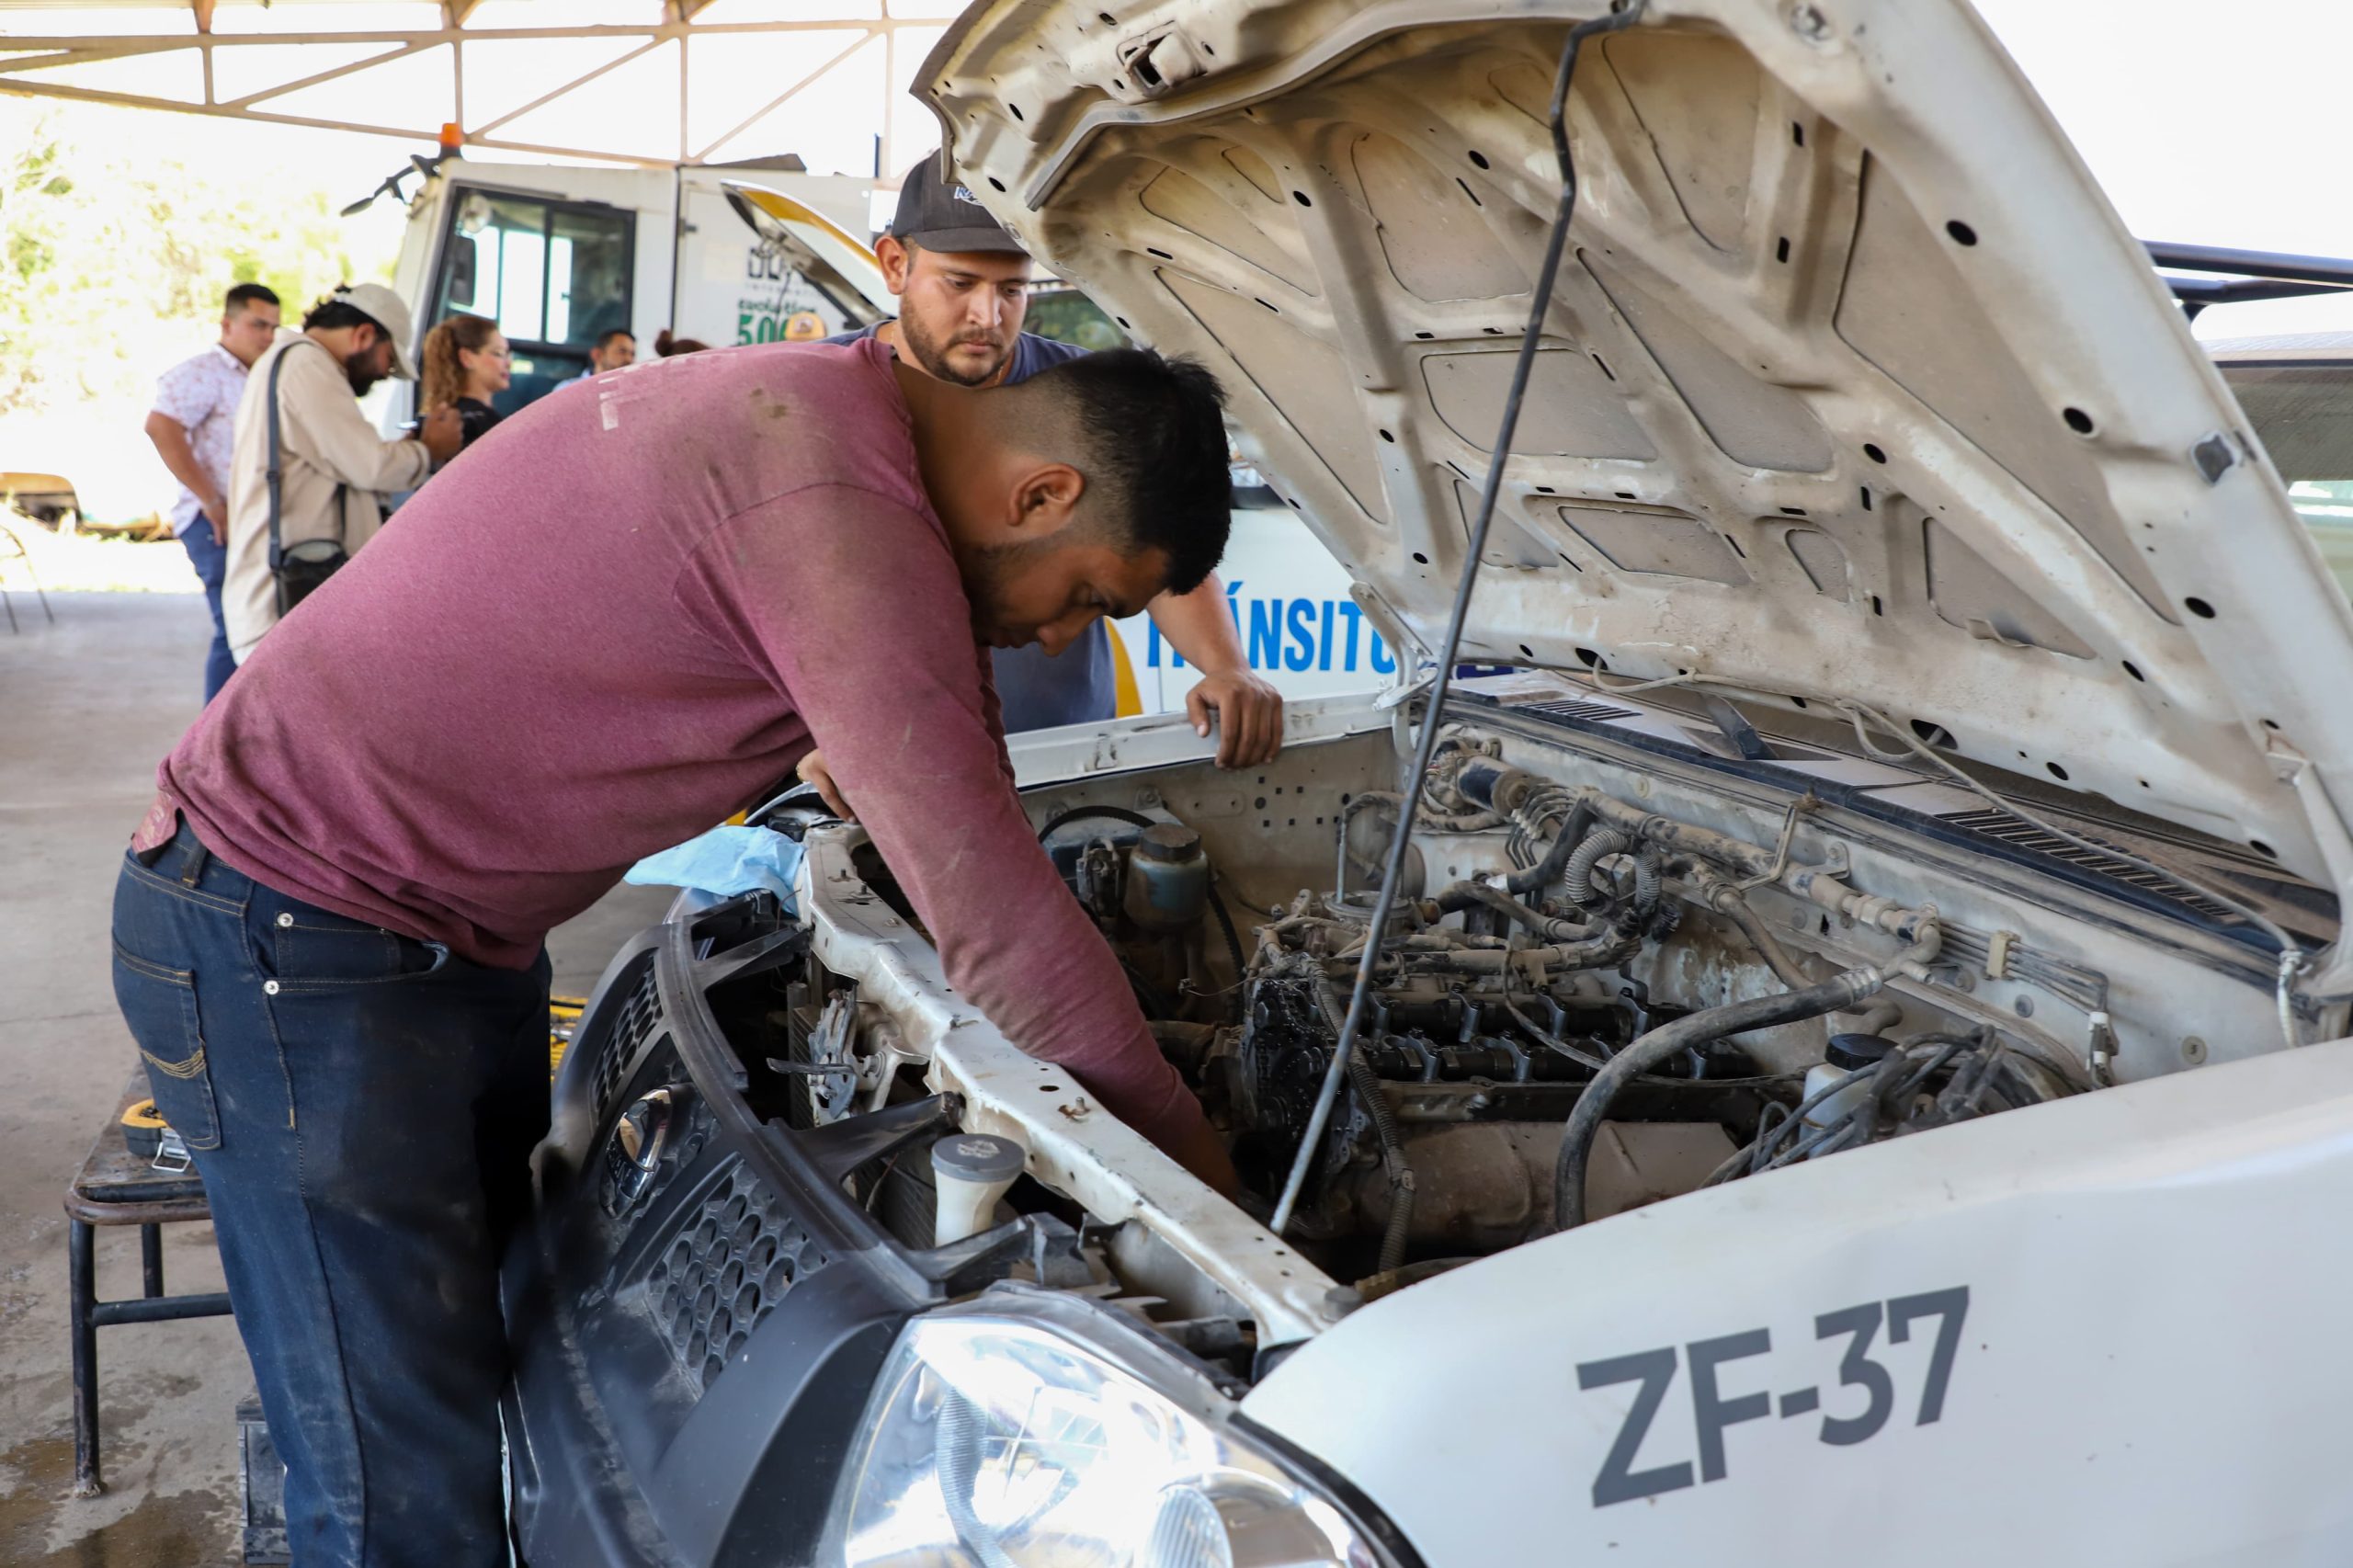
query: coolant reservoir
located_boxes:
[931,1131,1028,1246]
[1800,1033,1893,1154]
[1121,823,1210,932]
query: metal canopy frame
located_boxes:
[2146,240,2353,322]
[0,1,938,168]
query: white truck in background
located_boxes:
[375,153,890,426]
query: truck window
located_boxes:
[1023,281,1128,350]
[2221,359,2353,605]
[432,188,633,411]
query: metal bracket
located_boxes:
[1736,792,1820,889]
[1985,928,2017,982]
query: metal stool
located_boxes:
[63,1076,233,1496]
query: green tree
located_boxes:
[0,106,400,417]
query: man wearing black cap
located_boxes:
[824,156,1283,767]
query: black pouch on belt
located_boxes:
[264,340,353,616]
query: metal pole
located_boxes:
[92,1293,236,1327]
[70,1219,102,1496]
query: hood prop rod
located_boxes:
[1270,0,1651,1237]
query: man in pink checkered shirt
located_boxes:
[144,282,281,703]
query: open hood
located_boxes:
[720,178,893,329]
[923,0,2353,979]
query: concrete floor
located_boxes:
[0,591,671,1565]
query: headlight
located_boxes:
[824,1288,1398,1568]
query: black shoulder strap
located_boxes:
[264,341,292,575]
[264,338,353,584]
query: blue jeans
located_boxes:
[177,515,236,704]
[110,823,551,1566]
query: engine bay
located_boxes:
[1018,730,2084,1295]
[708,685,2327,1363]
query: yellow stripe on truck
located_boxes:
[1107,620,1142,717]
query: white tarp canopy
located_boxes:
[0,0,955,169]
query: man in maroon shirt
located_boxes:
[110,336,1238,1567]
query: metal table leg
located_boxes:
[69,1218,102,1497]
[141,1224,164,1299]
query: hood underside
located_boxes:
[924,0,2353,966]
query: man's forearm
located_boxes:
[143,415,220,512]
[1150,573,1246,672]
[698,490,1211,1168]
[1152,570,1284,767]
[287,356,433,493]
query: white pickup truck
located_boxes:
[501,1,2353,1564]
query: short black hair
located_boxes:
[303,292,386,335]
[225,282,279,313]
[595,327,634,350]
[1026,348,1232,593]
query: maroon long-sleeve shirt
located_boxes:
[150,336,1195,1144]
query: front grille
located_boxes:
[646,1158,828,1393]
[600,1049,714,1222]
[1939,809,2243,924]
[1512,699,1641,725]
[591,961,663,1120]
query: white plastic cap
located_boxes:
[931,1132,1027,1247]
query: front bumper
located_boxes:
[502,900,1069,1565]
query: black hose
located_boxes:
[1431,881,1602,941]
[1033,803,1158,841]
[1505,801,1594,895]
[1551,969,1883,1232]
[1205,883,1247,1022]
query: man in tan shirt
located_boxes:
[224,283,461,661]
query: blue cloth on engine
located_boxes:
[622,825,803,910]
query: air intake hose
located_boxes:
[1550,968,1889,1233]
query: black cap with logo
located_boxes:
[888,153,1028,256]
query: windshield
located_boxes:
[2220,359,2353,601]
